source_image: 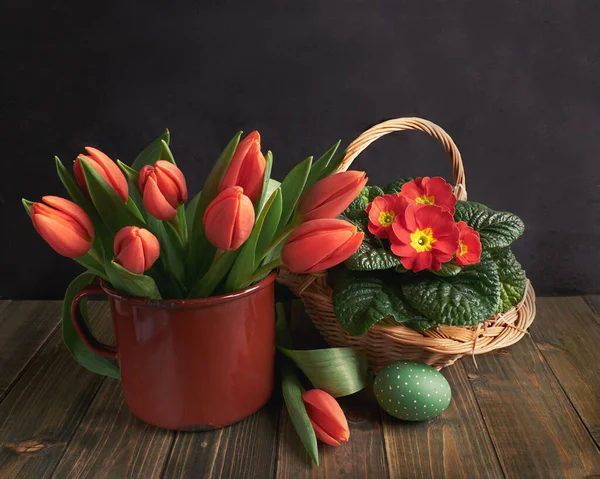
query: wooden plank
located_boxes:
[0,300,11,316]
[0,301,62,399]
[382,362,504,479]
[276,300,389,478]
[530,297,600,447]
[462,335,600,477]
[162,399,279,478]
[52,379,175,479]
[0,302,111,478]
[584,295,600,324]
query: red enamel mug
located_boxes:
[70,272,276,430]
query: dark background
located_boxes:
[1,1,598,299]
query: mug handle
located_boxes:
[71,285,118,360]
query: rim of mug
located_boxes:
[99,271,277,309]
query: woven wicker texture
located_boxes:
[278,117,536,371]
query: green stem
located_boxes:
[249,258,283,285]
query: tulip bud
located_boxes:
[114,226,160,274]
[139,160,188,221]
[281,219,364,274]
[219,131,266,203]
[74,147,129,203]
[302,389,350,446]
[203,186,255,251]
[298,171,368,221]
[30,196,95,258]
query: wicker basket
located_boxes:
[278,117,537,371]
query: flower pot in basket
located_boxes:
[278,117,537,372]
[70,272,277,430]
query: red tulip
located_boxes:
[298,171,368,221]
[390,204,459,272]
[281,219,364,274]
[139,160,188,221]
[203,186,255,251]
[31,196,94,258]
[455,221,482,266]
[302,389,350,446]
[400,177,456,214]
[220,131,266,203]
[114,226,160,274]
[74,147,129,203]
[366,193,409,239]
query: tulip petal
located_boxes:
[84,147,129,202]
[219,133,257,192]
[156,160,188,203]
[114,226,136,255]
[283,229,353,273]
[42,196,94,238]
[305,231,364,273]
[310,418,341,446]
[32,214,91,257]
[203,195,238,250]
[302,390,350,442]
[136,228,161,268]
[115,236,146,274]
[143,176,177,220]
[231,193,255,250]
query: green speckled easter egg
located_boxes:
[373,361,451,421]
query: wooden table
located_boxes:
[0,297,599,478]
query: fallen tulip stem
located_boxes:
[248,259,283,284]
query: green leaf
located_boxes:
[454,201,525,250]
[132,130,170,170]
[105,261,162,299]
[74,254,108,280]
[318,150,347,179]
[117,160,140,185]
[385,177,415,194]
[160,140,176,164]
[402,260,501,326]
[431,262,462,277]
[275,304,319,464]
[344,241,401,271]
[275,302,368,397]
[279,347,369,398]
[188,250,240,298]
[489,248,527,312]
[185,190,202,227]
[280,356,319,464]
[343,185,385,220]
[333,272,430,335]
[255,189,283,265]
[277,156,312,230]
[62,273,120,379]
[305,140,341,188]
[80,159,145,233]
[256,151,274,214]
[188,132,242,282]
[21,198,34,215]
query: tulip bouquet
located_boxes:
[23,130,368,304]
[332,176,527,334]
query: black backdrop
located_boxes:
[1,1,599,299]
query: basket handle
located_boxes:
[338,117,467,201]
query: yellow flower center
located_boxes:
[415,195,436,206]
[378,210,396,227]
[459,240,468,256]
[410,228,437,252]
